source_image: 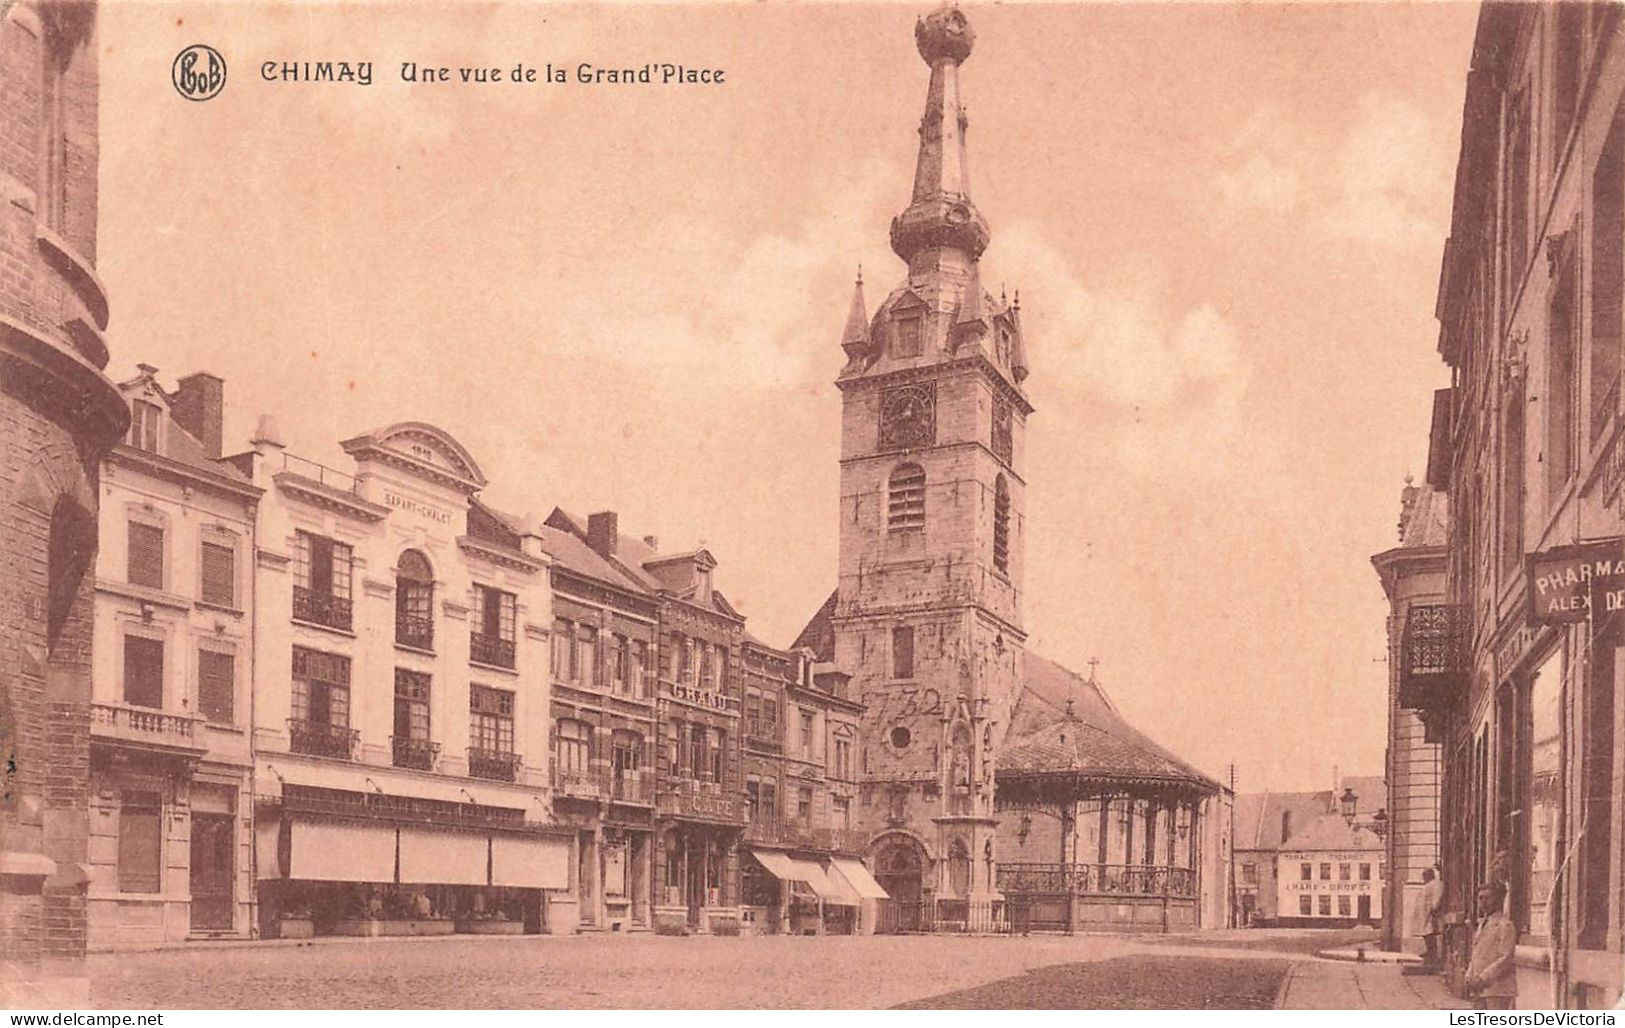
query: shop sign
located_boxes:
[1527,539,1625,624]
[665,682,732,712]
[383,489,451,525]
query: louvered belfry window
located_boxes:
[887,464,926,531]
[993,475,1011,574]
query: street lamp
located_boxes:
[1339,787,1358,821]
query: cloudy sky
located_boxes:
[97,2,1479,793]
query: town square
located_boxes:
[2,0,1623,1013]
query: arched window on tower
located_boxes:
[888,464,926,531]
[993,475,1010,574]
[395,549,434,650]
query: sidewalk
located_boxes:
[1277,961,1469,1010]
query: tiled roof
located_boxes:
[1280,812,1383,853]
[1000,653,1220,791]
[1233,776,1388,852]
[791,589,838,661]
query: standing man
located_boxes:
[1419,867,1445,968]
[1464,880,1518,1009]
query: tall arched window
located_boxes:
[395,550,434,649]
[888,464,926,531]
[993,475,1010,574]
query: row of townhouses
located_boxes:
[90,366,881,947]
[1379,2,1625,1009]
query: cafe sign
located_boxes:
[1527,539,1625,624]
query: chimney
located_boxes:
[643,535,658,552]
[170,372,225,458]
[587,511,618,557]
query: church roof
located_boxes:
[787,593,1217,792]
[999,652,1220,792]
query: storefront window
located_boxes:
[1526,649,1562,940]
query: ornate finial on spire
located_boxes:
[915,4,975,65]
[856,263,863,287]
[1012,289,1021,312]
[890,5,990,266]
[1087,656,1100,683]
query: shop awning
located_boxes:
[828,856,889,900]
[747,848,859,905]
[398,827,488,886]
[802,861,860,906]
[491,834,570,889]
[255,819,283,879]
[748,848,801,880]
[289,820,396,882]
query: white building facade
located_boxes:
[241,420,570,938]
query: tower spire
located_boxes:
[890,5,991,268]
[841,267,870,359]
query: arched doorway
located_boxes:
[871,836,926,933]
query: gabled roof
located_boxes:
[1280,812,1383,854]
[1000,652,1220,792]
[1233,776,1388,853]
[791,589,838,660]
[114,370,253,488]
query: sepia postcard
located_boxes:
[3,0,1624,1014]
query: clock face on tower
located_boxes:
[879,383,937,451]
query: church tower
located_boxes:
[835,5,1032,908]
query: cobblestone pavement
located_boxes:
[85,930,1460,1010]
[89,934,1130,1009]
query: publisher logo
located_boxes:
[172,45,227,101]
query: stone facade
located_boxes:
[832,3,1032,909]
[1,0,127,1000]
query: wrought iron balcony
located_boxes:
[1399,603,1468,712]
[91,703,205,754]
[395,611,433,651]
[287,718,359,760]
[391,735,440,771]
[470,631,516,669]
[745,813,819,849]
[468,747,521,782]
[293,586,352,631]
[553,765,607,799]
[610,770,654,805]
[743,716,780,748]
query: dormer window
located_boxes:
[894,316,923,359]
[129,400,161,453]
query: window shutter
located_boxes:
[198,649,235,724]
[200,541,235,606]
[127,522,164,589]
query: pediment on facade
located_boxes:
[340,421,487,494]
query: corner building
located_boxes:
[87,367,260,948]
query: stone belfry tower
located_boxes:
[835,4,1032,908]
